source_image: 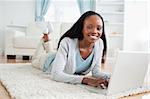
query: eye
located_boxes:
[87,25,93,29]
[97,27,102,31]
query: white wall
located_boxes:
[0,1,5,55]
[148,0,150,53]
[148,0,150,64]
[0,0,35,55]
[124,0,148,52]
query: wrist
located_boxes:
[82,77,89,85]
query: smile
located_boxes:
[89,34,99,40]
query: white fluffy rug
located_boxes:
[0,63,149,99]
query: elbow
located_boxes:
[51,70,62,82]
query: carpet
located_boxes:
[0,63,149,99]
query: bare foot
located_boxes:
[42,34,49,42]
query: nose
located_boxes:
[91,28,102,37]
[92,28,98,33]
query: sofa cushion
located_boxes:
[26,22,47,37]
[13,36,41,49]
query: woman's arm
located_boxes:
[91,39,110,87]
[91,60,110,87]
[51,38,84,84]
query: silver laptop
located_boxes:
[85,50,149,95]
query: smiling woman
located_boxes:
[32,11,110,88]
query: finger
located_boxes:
[87,81,98,87]
[100,84,107,89]
[97,79,106,84]
[90,83,99,87]
[104,83,108,87]
[103,80,109,87]
[97,80,108,88]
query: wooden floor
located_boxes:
[0,55,31,99]
[0,55,149,99]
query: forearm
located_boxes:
[51,70,84,84]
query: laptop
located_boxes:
[85,50,149,95]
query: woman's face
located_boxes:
[82,15,103,43]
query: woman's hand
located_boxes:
[97,78,109,88]
[82,77,109,88]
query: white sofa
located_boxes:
[4,22,73,59]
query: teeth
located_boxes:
[90,35,97,39]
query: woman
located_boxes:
[32,11,110,88]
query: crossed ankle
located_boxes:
[44,40,49,43]
[42,38,49,43]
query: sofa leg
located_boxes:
[22,56,30,60]
[7,55,16,59]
